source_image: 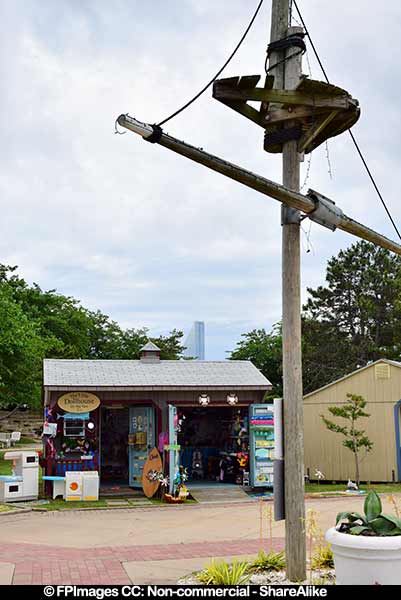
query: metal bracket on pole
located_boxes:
[282,206,301,225]
[307,189,344,231]
[273,397,285,521]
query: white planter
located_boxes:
[326,527,401,585]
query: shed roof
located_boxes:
[140,342,161,352]
[43,359,271,390]
[304,358,401,399]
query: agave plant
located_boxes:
[336,490,401,536]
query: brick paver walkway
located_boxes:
[0,537,285,585]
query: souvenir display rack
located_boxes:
[249,404,274,487]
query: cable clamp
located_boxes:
[307,189,343,231]
[267,33,306,57]
[144,124,164,144]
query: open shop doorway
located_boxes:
[177,406,249,485]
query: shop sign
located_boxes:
[165,444,181,451]
[58,392,100,414]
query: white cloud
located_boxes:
[1,0,401,358]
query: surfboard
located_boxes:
[141,447,163,498]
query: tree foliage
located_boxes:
[0,264,185,408]
[229,327,283,396]
[301,318,353,394]
[304,241,401,371]
[0,286,46,407]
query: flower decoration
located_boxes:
[146,469,159,482]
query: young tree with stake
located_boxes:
[321,394,373,487]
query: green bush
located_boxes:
[311,545,334,569]
[249,550,286,572]
[198,559,250,585]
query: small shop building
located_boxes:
[304,359,401,483]
[42,343,272,494]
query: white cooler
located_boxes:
[82,471,99,501]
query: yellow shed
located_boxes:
[303,359,401,483]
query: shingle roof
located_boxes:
[43,359,271,389]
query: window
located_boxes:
[63,418,86,438]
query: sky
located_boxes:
[2,0,401,359]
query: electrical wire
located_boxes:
[157,0,265,127]
[292,0,401,242]
[325,140,333,179]
[301,152,312,191]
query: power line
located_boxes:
[157,0,265,127]
[292,0,401,242]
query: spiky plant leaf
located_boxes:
[250,551,286,572]
[364,490,382,522]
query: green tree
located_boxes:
[86,310,125,359]
[304,241,401,370]
[301,318,354,394]
[0,263,93,358]
[321,393,373,486]
[229,327,283,396]
[0,286,47,408]
[152,328,185,360]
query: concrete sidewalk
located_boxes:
[0,494,391,585]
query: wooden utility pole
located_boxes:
[268,0,306,581]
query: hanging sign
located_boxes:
[58,392,100,414]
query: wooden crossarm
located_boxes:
[213,84,351,109]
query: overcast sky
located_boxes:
[2,0,401,359]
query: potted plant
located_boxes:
[326,490,401,584]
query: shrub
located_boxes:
[198,559,250,585]
[249,550,286,572]
[311,545,334,569]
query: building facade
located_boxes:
[304,359,401,483]
[42,344,271,493]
